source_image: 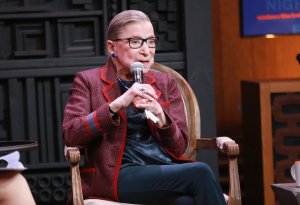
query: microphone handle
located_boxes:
[134,70,143,83]
[145,110,159,123]
[133,70,159,123]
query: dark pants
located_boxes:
[118,162,226,205]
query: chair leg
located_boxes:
[68,148,84,205]
[227,157,241,205]
[71,163,84,205]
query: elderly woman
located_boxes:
[62,10,226,205]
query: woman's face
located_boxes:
[108,21,156,78]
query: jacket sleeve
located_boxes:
[149,73,189,158]
[62,71,120,147]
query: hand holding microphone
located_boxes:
[130,62,160,124]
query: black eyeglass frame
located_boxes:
[112,37,159,49]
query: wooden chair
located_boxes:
[65,62,241,205]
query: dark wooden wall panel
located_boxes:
[0,1,192,204]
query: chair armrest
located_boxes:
[65,147,81,163]
[196,137,241,205]
[65,147,84,205]
[196,138,218,150]
[196,137,239,156]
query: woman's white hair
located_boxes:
[107,10,151,40]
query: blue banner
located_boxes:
[242,0,300,36]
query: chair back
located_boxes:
[152,62,201,160]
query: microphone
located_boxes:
[130,62,144,83]
[130,62,159,123]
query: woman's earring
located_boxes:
[111,52,117,58]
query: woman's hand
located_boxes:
[132,84,167,127]
[109,83,167,126]
[133,96,167,127]
[109,83,156,112]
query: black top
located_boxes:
[117,78,175,168]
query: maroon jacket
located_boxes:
[62,59,189,201]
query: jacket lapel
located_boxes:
[100,59,121,102]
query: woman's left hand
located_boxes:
[133,85,167,127]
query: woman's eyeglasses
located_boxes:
[113,37,159,49]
